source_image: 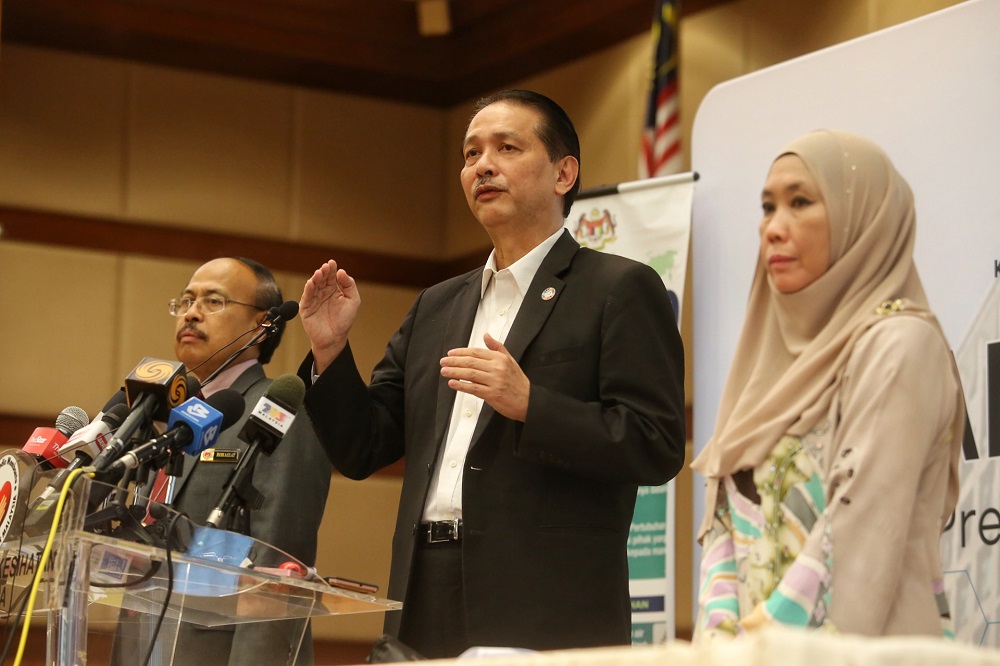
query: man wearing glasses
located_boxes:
[115,257,331,665]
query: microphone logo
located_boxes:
[93,432,110,451]
[29,436,46,445]
[0,455,21,544]
[252,400,294,435]
[168,373,187,408]
[184,402,212,420]
[199,425,220,449]
[134,359,179,382]
[263,402,291,423]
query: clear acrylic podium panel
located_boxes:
[0,450,401,665]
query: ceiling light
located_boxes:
[416,0,451,37]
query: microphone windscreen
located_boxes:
[148,502,171,521]
[206,390,246,430]
[265,374,305,412]
[277,300,299,321]
[56,406,89,435]
[102,403,131,429]
[102,390,128,413]
[186,374,201,398]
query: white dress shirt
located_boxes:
[422,228,564,523]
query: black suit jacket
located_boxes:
[302,230,685,651]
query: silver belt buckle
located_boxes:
[426,519,461,543]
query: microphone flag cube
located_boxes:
[124,357,189,421]
[167,397,224,455]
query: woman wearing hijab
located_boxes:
[692,130,965,641]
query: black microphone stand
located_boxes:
[205,442,266,531]
[85,445,161,546]
[86,471,173,547]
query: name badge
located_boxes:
[199,448,240,463]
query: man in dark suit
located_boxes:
[114,257,332,665]
[298,90,685,658]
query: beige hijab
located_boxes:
[691,129,962,539]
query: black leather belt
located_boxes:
[419,520,462,544]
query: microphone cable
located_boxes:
[8,467,91,666]
[140,505,185,666]
[182,322,262,383]
[196,302,297,390]
[0,578,32,666]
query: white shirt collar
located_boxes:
[480,227,564,297]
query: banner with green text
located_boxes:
[566,172,694,643]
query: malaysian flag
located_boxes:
[639,0,681,178]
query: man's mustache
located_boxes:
[474,178,506,196]
[177,323,207,342]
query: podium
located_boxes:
[0,450,401,665]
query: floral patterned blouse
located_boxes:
[696,315,960,641]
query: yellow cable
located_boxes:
[12,468,92,666]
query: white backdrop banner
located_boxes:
[690,0,999,646]
[944,278,1000,645]
[566,172,695,643]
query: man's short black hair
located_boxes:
[231,256,284,364]
[471,89,582,218]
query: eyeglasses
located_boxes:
[168,295,264,317]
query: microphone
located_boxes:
[266,300,299,328]
[100,389,129,414]
[123,357,191,422]
[108,390,244,474]
[205,374,305,528]
[56,407,90,437]
[29,404,130,508]
[21,406,89,469]
[56,404,130,463]
[91,358,191,472]
[199,301,300,390]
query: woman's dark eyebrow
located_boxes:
[761,180,807,198]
